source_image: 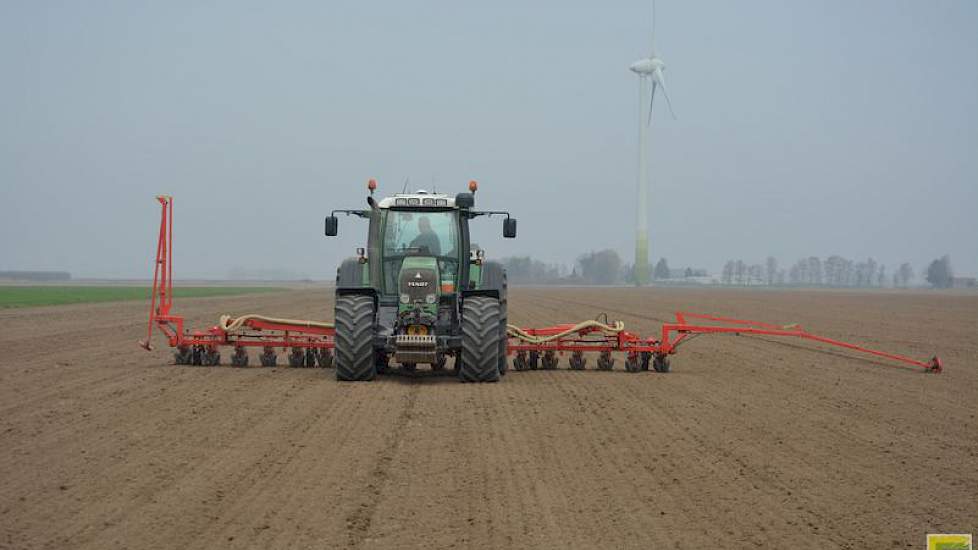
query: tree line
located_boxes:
[498,256,568,284]
[719,254,956,288]
[501,252,962,288]
[501,251,703,286]
[500,250,624,285]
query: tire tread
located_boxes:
[459,297,501,383]
[334,295,376,381]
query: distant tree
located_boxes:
[734,260,746,285]
[653,258,670,280]
[788,262,800,285]
[788,258,810,285]
[925,255,953,288]
[841,258,854,286]
[748,264,763,285]
[807,257,823,285]
[721,261,734,285]
[797,258,810,284]
[577,250,623,285]
[896,262,914,288]
[684,267,694,278]
[877,265,886,287]
[866,258,878,287]
[765,257,778,286]
[824,256,840,286]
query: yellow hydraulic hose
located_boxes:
[506,319,625,344]
[218,315,625,344]
[218,314,335,332]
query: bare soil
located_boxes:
[1,287,975,549]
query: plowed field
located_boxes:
[1,287,975,549]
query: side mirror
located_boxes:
[503,217,517,238]
[325,216,338,236]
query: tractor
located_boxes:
[324,180,517,382]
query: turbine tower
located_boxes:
[629,0,675,286]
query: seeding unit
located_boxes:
[140,194,942,376]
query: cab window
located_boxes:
[383,210,458,258]
[381,210,460,294]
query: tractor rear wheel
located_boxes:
[481,262,509,376]
[334,295,376,381]
[459,296,501,383]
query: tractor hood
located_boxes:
[398,257,440,316]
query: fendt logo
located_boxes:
[407,272,430,288]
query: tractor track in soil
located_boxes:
[0,286,975,549]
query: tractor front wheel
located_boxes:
[459,297,501,383]
[334,295,377,381]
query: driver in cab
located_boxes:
[410,216,441,256]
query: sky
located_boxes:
[1,0,976,280]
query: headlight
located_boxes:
[425,294,437,304]
[400,294,410,304]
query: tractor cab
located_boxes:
[324,180,516,382]
[377,192,462,299]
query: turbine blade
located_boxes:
[655,69,677,120]
[647,79,657,125]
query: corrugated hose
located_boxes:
[218,315,625,344]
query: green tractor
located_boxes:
[324,180,517,382]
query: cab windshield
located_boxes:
[381,210,460,294]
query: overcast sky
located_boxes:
[1,1,976,280]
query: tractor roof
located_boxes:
[377,191,456,209]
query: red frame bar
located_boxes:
[657,311,940,371]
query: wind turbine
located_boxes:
[629,0,675,286]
